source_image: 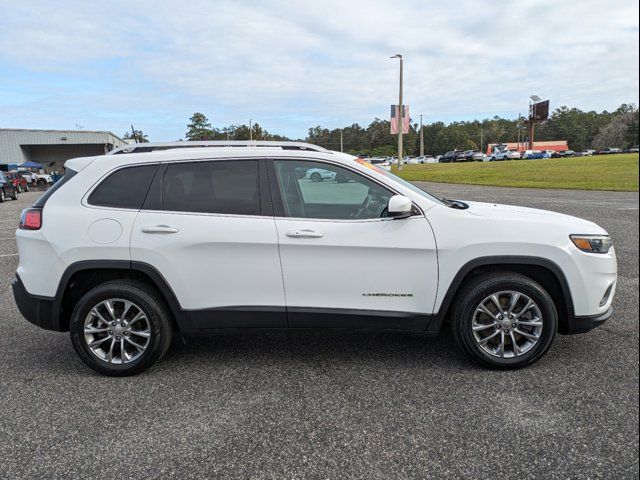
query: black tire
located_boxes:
[11,188,18,200]
[310,172,321,182]
[336,173,349,183]
[450,272,557,369]
[0,188,5,203]
[70,280,174,376]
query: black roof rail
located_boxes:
[108,141,330,155]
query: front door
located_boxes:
[130,158,286,330]
[269,158,438,330]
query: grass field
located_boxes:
[395,154,639,191]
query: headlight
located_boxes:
[570,235,613,254]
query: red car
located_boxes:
[6,171,29,192]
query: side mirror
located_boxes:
[387,194,413,219]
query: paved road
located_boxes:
[0,186,638,479]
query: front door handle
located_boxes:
[141,225,179,234]
[286,229,324,239]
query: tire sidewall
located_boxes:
[456,276,558,368]
[70,282,171,376]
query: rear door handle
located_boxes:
[141,225,179,234]
[285,229,324,239]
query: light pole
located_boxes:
[419,114,424,157]
[391,54,403,170]
[249,119,253,141]
[340,129,344,153]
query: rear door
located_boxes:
[130,158,286,330]
[269,158,438,330]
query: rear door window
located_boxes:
[161,160,261,216]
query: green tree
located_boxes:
[123,129,149,143]
[186,113,216,140]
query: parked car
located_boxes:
[414,155,436,164]
[581,149,595,156]
[0,171,19,202]
[302,167,335,182]
[5,171,29,192]
[490,149,521,161]
[561,150,576,157]
[16,169,52,186]
[522,150,545,160]
[368,157,387,165]
[542,150,561,158]
[441,150,467,163]
[12,141,617,375]
[597,148,622,155]
[463,150,485,162]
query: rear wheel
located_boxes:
[310,172,322,182]
[451,272,557,369]
[0,188,5,203]
[70,280,174,376]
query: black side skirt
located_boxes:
[179,306,433,334]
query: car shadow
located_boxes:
[160,327,472,372]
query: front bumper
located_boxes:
[11,274,60,331]
[563,307,613,335]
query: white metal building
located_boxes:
[0,128,127,172]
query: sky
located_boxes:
[0,0,638,140]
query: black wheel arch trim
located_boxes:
[41,260,183,331]
[428,255,575,333]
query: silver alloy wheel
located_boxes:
[471,290,543,359]
[84,299,151,364]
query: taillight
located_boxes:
[19,208,42,230]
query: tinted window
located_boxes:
[162,160,260,215]
[33,167,78,208]
[273,160,392,219]
[88,164,158,209]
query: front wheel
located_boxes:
[451,272,557,369]
[70,280,174,376]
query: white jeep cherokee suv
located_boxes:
[12,141,617,376]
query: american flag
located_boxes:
[390,105,410,134]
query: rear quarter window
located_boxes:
[33,168,77,208]
[88,164,159,209]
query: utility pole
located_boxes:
[390,54,404,170]
[249,119,253,141]
[340,129,344,153]
[480,128,484,153]
[130,125,137,143]
[419,114,424,157]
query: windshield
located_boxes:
[355,160,445,206]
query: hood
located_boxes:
[462,201,607,234]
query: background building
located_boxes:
[0,128,127,172]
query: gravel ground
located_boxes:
[0,185,638,480]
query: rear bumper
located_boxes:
[11,274,61,331]
[564,307,613,335]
